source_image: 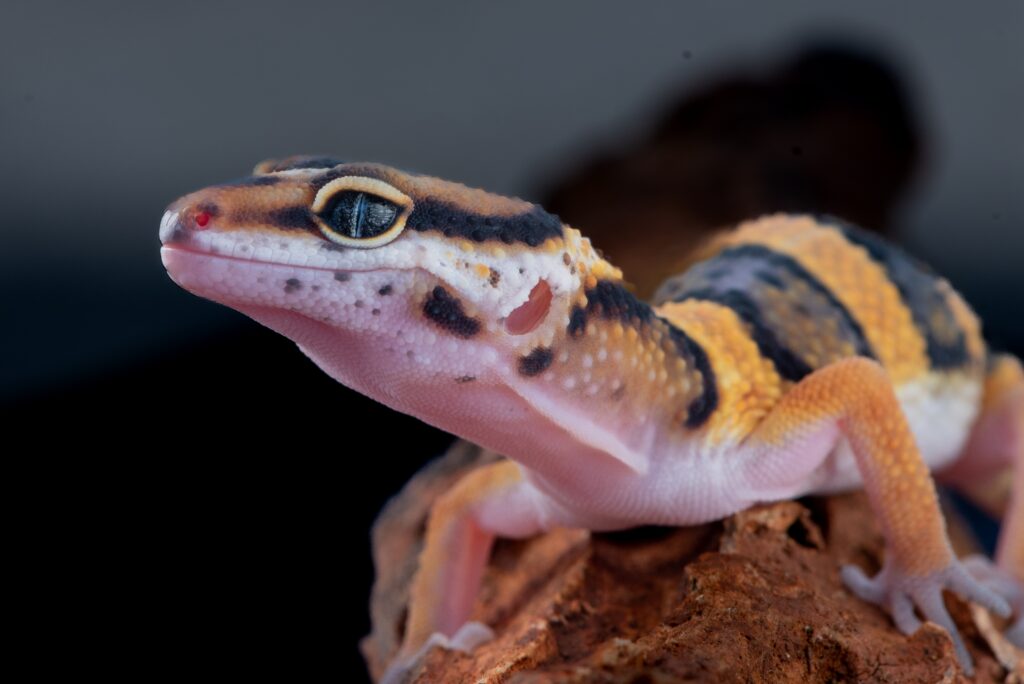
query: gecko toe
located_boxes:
[963,553,1024,648]
[947,562,1011,617]
[448,621,494,652]
[910,581,973,675]
[889,591,921,635]
[841,558,1006,675]
[841,563,885,603]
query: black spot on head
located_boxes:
[406,200,564,246]
[455,375,476,384]
[422,286,481,338]
[268,206,316,230]
[371,308,381,315]
[518,347,554,377]
[334,272,351,282]
[488,270,501,287]
[283,278,302,294]
[355,300,364,308]
[378,284,393,296]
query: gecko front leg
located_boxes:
[382,459,558,683]
[740,357,1009,674]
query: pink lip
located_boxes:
[159,245,380,275]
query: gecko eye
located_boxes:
[322,191,398,239]
[311,176,412,248]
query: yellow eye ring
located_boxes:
[311,176,413,248]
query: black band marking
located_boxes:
[423,286,481,338]
[567,280,653,338]
[406,200,564,247]
[722,244,873,358]
[664,243,875,380]
[826,216,969,369]
[563,279,717,428]
[663,322,719,428]
[680,288,814,381]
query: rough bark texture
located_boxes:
[362,442,1021,683]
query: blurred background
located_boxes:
[3,1,1021,679]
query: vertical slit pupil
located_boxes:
[324,191,398,239]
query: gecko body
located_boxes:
[160,157,1023,678]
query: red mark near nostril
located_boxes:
[194,211,211,229]
[505,280,553,335]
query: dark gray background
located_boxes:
[2,1,1021,398]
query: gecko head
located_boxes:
[160,156,614,397]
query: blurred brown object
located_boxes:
[545,44,923,297]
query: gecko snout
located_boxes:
[159,198,220,245]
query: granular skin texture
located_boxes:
[362,442,1022,683]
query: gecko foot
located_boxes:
[963,555,1024,649]
[380,621,494,684]
[842,557,1011,675]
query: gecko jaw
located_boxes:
[159,244,386,277]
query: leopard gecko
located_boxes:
[159,156,1023,679]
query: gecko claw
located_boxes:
[963,554,1024,649]
[842,558,1011,676]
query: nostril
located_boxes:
[190,203,218,230]
[160,199,221,245]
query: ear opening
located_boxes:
[505,280,553,335]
